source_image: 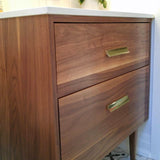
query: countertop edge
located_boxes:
[0,7,155,19]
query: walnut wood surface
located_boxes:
[0,15,151,160]
[0,19,10,160]
[0,16,60,160]
[51,15,152,23]
[55,23,150,97]
[59,66,149,160]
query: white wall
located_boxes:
[110,0,155,14]
[150,10,160,160]
[3,0,69,11]
[3,0,109,11]
[2,0,157,13]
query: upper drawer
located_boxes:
[55,23,150,97]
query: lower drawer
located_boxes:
[59,66,149,160]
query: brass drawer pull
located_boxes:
[107,95,129,112]
[105,47,130,57]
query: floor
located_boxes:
[103,147,153,160]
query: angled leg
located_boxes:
[129,132,137,160]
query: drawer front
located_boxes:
[59,66,149,160]
[55,23,150,97]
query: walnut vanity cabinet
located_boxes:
[0,15,151,160]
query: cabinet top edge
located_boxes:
[0,6,154,19]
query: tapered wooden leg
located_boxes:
[129,132,136,160]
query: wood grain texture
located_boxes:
[55,23,150,97]
[51,15,152,23]
[59,66,149,160]
[0,16,60,160]
[0,19,10,160]
[0,15,151,160]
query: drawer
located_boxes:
[59,66,149,160]
[55,23,150,97]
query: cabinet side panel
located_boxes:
[0,16,60,160]
[0,19,10,160]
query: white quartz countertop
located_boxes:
[0,7,154,19]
